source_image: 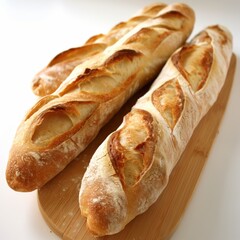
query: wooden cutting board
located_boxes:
[38,55,236,240]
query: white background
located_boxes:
[0,0,240,239]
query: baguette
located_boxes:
[32,3,167,96]
[79,25,233,236]
[6,3,195,191]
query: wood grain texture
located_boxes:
[38,54,236,240]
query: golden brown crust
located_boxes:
[108,109,156,187]
[31,101,98,148]
[79,25,232,236]
[32,3,167,96]
[171,32,213,92]
[57,49,145,99]
[80,179,127,236]
[32,44,107,96]
[6,3,195,192]
[152,78,185,130]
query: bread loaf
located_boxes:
[6,3,195,192]
[32,3,167,96]
[79,25,233,236]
